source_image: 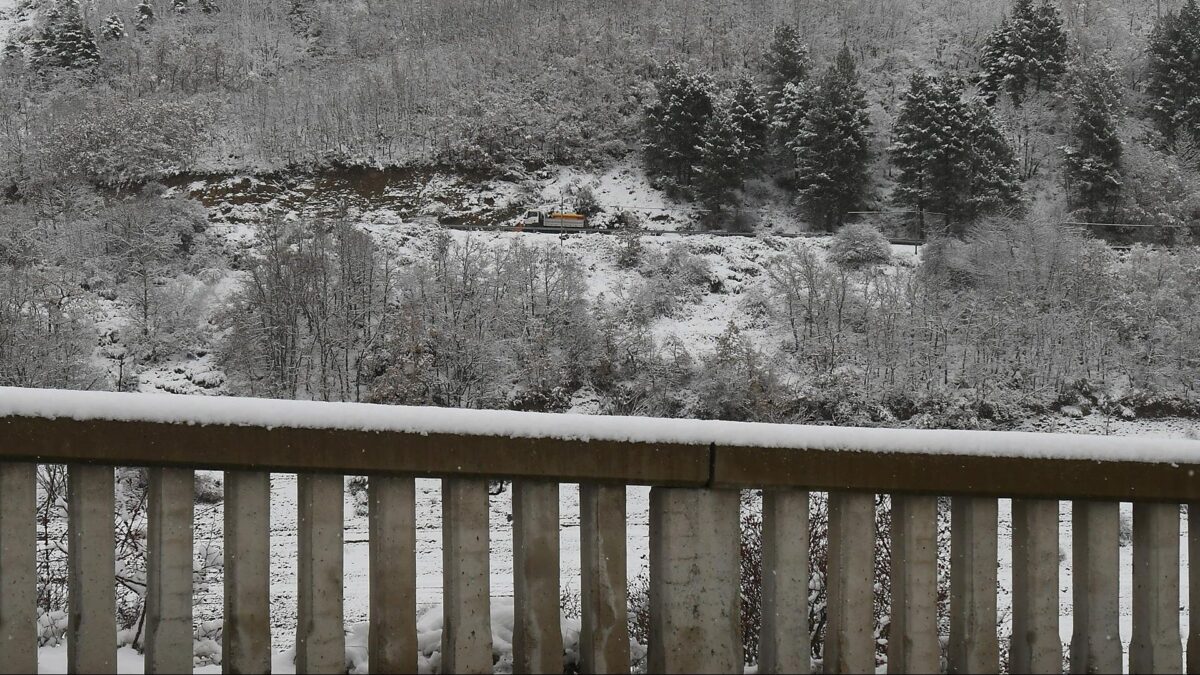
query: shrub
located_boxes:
[194,472,223,504]
[828,223,891,270]
[346,476,369,516]
[616,231,644,269]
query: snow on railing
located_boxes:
[2,386,1199,462]
[1,386,1199,673]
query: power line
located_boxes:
[1062,220,1194,229]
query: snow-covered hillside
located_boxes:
[154,163,915,401]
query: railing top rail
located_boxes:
[3,387,1200,500]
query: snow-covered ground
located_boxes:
[358,215,918,361]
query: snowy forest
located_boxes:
[4,0,1200,671]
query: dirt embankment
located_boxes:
[164,165,520,227]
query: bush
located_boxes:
[615,231,644,269]
[573,185,600,217]
[346,476,369,516]
[828,223,891,270]
[194,472,223,504]
[1118,509,1133,547]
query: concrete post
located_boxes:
[648,487,742,674]
[369,475,417,674]
[1131,502,1182,674]
[145,467,195,674]
[0,462,36,675]
[67,464,116,674]
[223,470,271,674]
[580,483,629,675]
[296,473,345,674]
[949,496,998,674]
[759,489,810,675]
[1010,499,1061,674]
[442,478,493,675]
[889,495,938,675]
[824,491,875,675]
[1070,501,1121,674]
[1190,504,1200,675]
[513,480,563,674]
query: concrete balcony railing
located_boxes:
[2,387,1200,674]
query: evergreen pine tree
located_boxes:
[770,81,812,174]
[136,0,155,31]
[962,101,1023,218]
[1146,0,1200,148]
[101,14,126,41]
[890,73,949,220]
[789,46,872,231]
[1026,1,1068,90]
[1064,59,1123,217]
[891,73,1021,230]
[56,2,100,70]
[979,15,1016,100]
[643,62,715,188]
[979,0,1067,104]
[30,0,99,72]
[695,106,750,213]
[762,24,810,109]
[728,78,768,163]
[28,2,63,69]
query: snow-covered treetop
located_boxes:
[2,387,1199,465]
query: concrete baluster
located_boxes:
[889,495,939,674]
[145,467,195,674]
[648,487,742,674]
[579,483,630,675]
[949,497,999,674]
[1010,499,1061,674]
[442,478,493,674]
[760,489,810,675]
[369,475,417,674]
[1131,502,1182,674]
[0,462,36,674]
[513,480,563,674]
[296,473,346,674]
[223,470,272,674]
[67,465,116,674]
[1070,501,1121,674]
[824,491,875,675]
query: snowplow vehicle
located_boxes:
[518,210,587,229]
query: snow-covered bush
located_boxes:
[347,476,370,516]
[828,223,891,270]
[627,242,714,321]
[194,471,223,504]
[615,231,644,269]
[1118,509,1134,548]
